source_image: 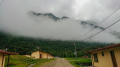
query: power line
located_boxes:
[80,6,120,39]
[82,19,120,41]
[0,0,5,6]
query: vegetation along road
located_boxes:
[37,58,75,67]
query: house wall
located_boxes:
[114,47,120,67]
[91,47,120,67]
[39,52,48,58]
[47,54,53,59]
[49,55,52,59]
[31,51,53,59]
[0,54,5,67]
[31,51,40,59]
[39,52,53,59]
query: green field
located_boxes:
[66,58,92,67]
[4,55,54,67]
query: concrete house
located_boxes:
[85,43,120,67]
[31,51,54,59]
[24,55,31,57]
[0,50,19,67]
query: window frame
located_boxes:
[93,53,98,62]
[102,52,104,56]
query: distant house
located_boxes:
[24,55,31,57]
[31,51,54,59]
[85,43,120,67]
[0,50,19,67]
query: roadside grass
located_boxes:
[66,58,92,67]
[4,55,54,67]
[32,59,55,67]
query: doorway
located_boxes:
[110,50,118,67]
[40,54,42,58]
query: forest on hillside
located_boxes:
[0,32,111,57]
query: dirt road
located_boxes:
[39,58,75,67]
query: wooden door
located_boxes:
[40,54,42,58]
[110,50,118,67]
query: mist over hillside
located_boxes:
[0,0,120,43]
[0,32,111,57]
[0,11,120,43]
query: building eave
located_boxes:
[0,50,19,55]
[85,43,120,53]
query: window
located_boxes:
[110,50,118,67]
[102,52,104,56]
[93,53,98,62]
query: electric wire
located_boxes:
[82,19,120,41]
[80,6,120,39]
[0,0,5,6]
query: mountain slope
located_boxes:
[0,32,110,57]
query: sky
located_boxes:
[0,0,120,43]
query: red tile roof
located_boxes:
[0,50,19,55]
[85,43,120,53]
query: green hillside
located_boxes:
[0,31,110,57]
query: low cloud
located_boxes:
[0,0,120,43]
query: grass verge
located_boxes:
[66,58,92,67]
[4,55,54,67]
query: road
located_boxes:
[39,58,75,67]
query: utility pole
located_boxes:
[65,48,67,57]
[73,38,77,58]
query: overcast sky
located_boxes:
[0,0,120,43]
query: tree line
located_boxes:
[0,31,111,57]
